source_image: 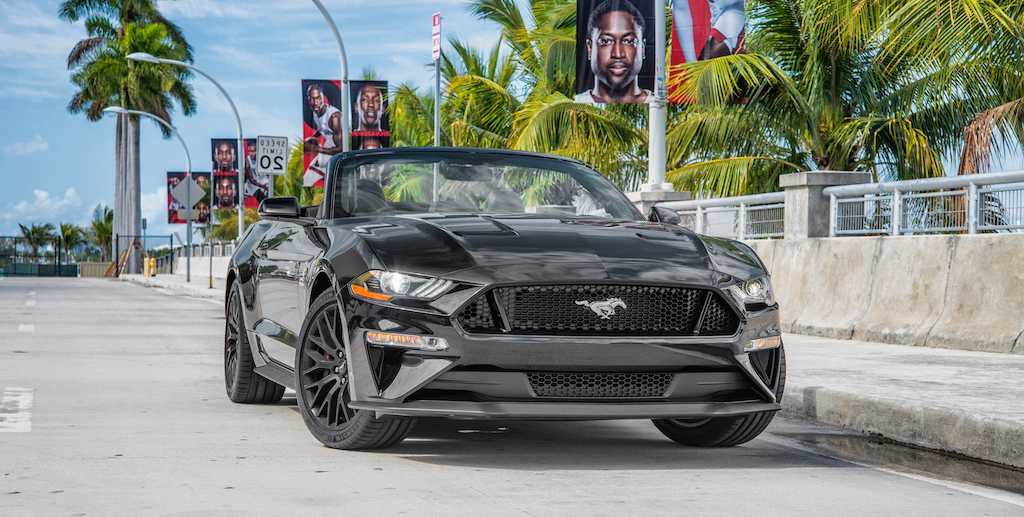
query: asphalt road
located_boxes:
[1,277,1022,516]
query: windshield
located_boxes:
[331,152,640,220]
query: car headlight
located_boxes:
[727,276,775,306]
[349,270,454,302]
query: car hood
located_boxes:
[346,214,722,285]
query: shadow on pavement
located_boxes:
[378,418,848,471]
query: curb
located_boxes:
[119,274,223,300]
[782,381,1024,470]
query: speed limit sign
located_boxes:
[256,136,288,175]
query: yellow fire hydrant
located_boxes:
[143,257,157,277]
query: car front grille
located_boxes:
[527,372,674,398]
[456,284,739,336]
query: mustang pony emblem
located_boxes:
[575,298,627,319]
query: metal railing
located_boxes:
[169,240,237,261]
[825,170,1024,236]
[658,192,786,239]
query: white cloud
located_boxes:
[157,0,258,19]
[0,188,82,224]
[4,135,49,156]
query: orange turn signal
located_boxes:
[351,284,393,302]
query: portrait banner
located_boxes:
[301,79,343,189]
[574,0,655,105]
[669,0,746,103]
[210,138,241,211]
[241,138,271,209]
[166,171,211,224]
[350,80,390,148]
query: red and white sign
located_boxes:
[431,12,442,61]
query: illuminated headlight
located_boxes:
[744,335,781,351]
[727,276,775,306]
[366,331,449,352]
[350,270,454,302]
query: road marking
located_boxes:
[0,388,34,432]
[17,324,34,333]
[27,291,36,297]
[25,300,36,307]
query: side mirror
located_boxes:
[258,197,301,219]
[648,206,681,225]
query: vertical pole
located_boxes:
[237,135,245,240]
[967,183,978,234]
[695,206,705,234]
[645,0,669,192]
[434,14,442,147]
[737,204,747,240]
[115,235,120,277]
[891,190,902,236]
[311,0,351,152]
[432,12,442,205]
[829,194,837,237]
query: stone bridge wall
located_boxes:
[748,234,1024,353]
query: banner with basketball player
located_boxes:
[210,138,240,210]
[301,79,343,189]
[166,171,211,224]
[349,80,390,149]
[241,138,271,209]
[668,0,746,103]
[574,0,656,105]
[210,138,268,211]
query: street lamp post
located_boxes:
[127,52,245,247]
[644,0,672,192]
[102,107,195,282]
[127,52,241,289]
[310,0,351,152]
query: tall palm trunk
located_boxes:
[113,113,124,264]
[125,114,142,274]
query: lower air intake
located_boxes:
[527,372,673,399]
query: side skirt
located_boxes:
[255,362,296,391]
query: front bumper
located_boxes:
[349,399,781,420]
[342,293,783,420]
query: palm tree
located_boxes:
[89,204,114,262]
[59,223,87,260]
[423,2,646,190]
[61,1,195,272]
[663,0,1024,196]
[18,223,56,261]
[872,0,1024,176]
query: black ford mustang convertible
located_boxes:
[224,148,784,450]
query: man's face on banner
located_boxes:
[217,178,235,204]
[308,86,326,114]
[358,85,382,128]
[588,10,644,92]
[216,143,235,170]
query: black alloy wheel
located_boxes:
[298,301,354,427]
[224,284,285,404]
[295,290,415,450]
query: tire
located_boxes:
[653,345,786,447]
[224,282,286,404]
[295,290,415,450]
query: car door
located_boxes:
[254,219,322,366]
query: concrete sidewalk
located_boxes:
[120,273,225,300]
[783,334,1024,469]
[116,275,1024,469]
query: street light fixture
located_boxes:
[102,106,200,283]
[309,0,351,152]
[127,52,247,247]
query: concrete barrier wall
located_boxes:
[749,234,1024,353]
[173,256,231,279]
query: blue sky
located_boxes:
[0,0,501,238]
